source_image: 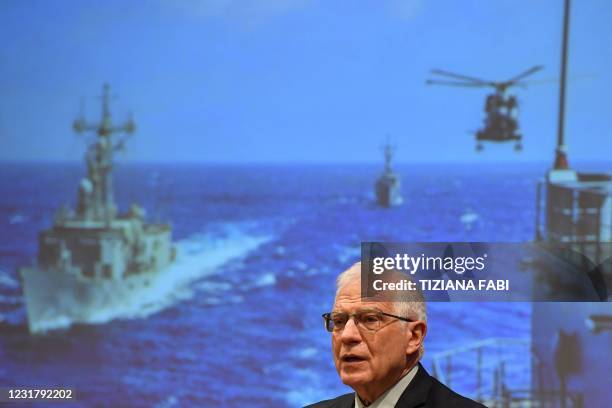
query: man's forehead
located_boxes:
[333,291,394,311]
[334,278,397,307]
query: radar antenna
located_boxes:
[72,83,136,224]
[382,136,396,174]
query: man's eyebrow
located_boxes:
[357,307,384,313]
[332,307,383,314]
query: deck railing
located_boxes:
[431,337,584,407]
[535,178,612,270]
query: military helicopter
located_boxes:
[426,65,543,151]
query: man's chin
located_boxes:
[339,369,372,388]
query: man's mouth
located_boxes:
[341,354,367,363]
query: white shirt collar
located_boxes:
[354,364,419,408]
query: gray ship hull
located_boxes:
[20,265,160,333]
[375,174,403,207]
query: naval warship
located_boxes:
[375,141,403,207]
[19,84,176,333]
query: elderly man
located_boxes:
[306,262,485,408]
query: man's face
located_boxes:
[331,279,411,397]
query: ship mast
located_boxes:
[72,83,135,224]
[553,0,571,169]
[383,138,395,175]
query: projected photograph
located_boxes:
[1,1,610,407]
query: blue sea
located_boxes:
[0,162,583,406]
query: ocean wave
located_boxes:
[253,272,276,287]
[460,209,479,225]
[0,293,22,306]
[204,294,244,305]
[0,272,19,289]
[460,208,480,233]
[283,367,334,407]
[294,347,318,359]
[28,315,73,332]
[154,395,179,408]
[8,213,29,224]
[0,308,27,327]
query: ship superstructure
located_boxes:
[536,170,611,277]
[19,84,175,333]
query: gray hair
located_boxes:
[336,262,427,358]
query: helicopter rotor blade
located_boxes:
[426,79,487,88]
[507,65,544,84]
[516,73,596,88]
[512,78,557,88]
[430,69,490,85]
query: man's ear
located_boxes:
[405,321,427,356]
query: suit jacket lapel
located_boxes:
[330,392,355,408]
[394,363,432,407]
[340,395,355,408]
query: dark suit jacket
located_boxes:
[304,364,487,408]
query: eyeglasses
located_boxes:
[322,309,414,332]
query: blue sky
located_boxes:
[1,0,611,163]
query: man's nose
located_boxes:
[340,317,362,343]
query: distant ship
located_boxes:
[375,141,403,207]
[19,84,176,333]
